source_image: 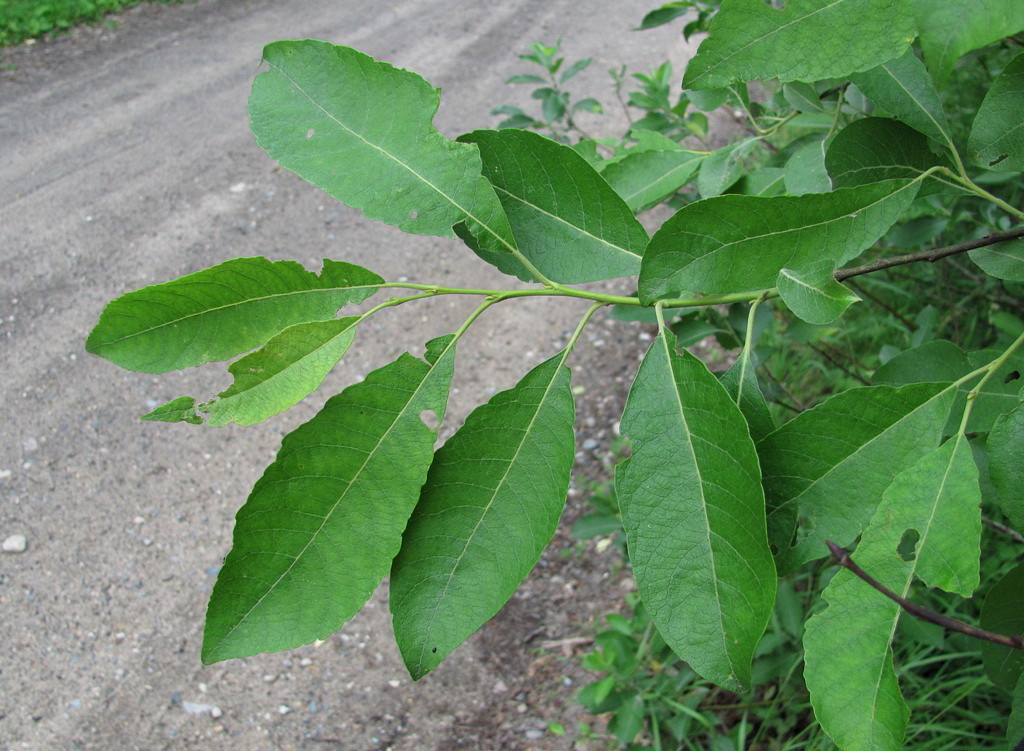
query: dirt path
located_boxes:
[0,2,691,748]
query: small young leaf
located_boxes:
[571,97,603,114]
[142,396,202,425]
[203,318,359,427]
[602,150,704,212]
[759,382,956,571]
[719,352,775,444]
[390,353,576,679]
[681,0,914,90]
[560,58,592,83]
[969,237,1024,281]
[639,179,920,303]
[981,562,1024,690]
[805,436,980,751]
[635,3,692,31]
[850,49,954,153]
[616,328,776,691]
[783,139,830,196]
[697,138,757,198]
[826,117,951,190]
[968,52,1024,172]
[201,335,457,663]
[988,402,1024,530]
[87,257,382,373]
[505,74,547,84]
[459,129,648,282]
[783,81,824,113]
[249,41,521,267]
[776,268,860,325]
[913,0,1024,86]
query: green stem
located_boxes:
[559,302,604,366]
[934,166,1024,221]
[956,329,1024,434]
[735,292,770,407]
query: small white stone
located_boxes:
[387,679,401,688]
[229,182,247,193]
[299,657,313,667]
[2,534,26,553]
[278,704,291,714]
[493,679,508,693]
[0,469,10,480]
[210,706,223,719]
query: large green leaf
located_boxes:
[826,117,950,190]
[86,257,382,373]
[249,41,521,269]
[601,149,704,212]
[201,335,457,663]
[458,129,648,282]
[390,353,576,679]
[720,351,775,444]
[850,48,954,152]
[805,436,980,751]
[969,237,1024,281]
[913,0,1024,86]
[981,562,1024,690]
[758,382,956,571]
[639,179,919,303]
[681,0,915,90]
[1011,675,1024,750]
[783,140,830,196]
[615,328,776,691]
[989,401,1024,530]
[968,52,1024,172]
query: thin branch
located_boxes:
[826,540,1024,650]
[983,516,1024,545]
[846,279,918,331]
[809,343,871,385]
[835,227,1024,282]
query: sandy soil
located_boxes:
[0,2,696,748]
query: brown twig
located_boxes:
[809,343,871,385]
[826,540,1024,650]
[835,227,1024,282]
[983,516,1024,545]
[846,279,919,331]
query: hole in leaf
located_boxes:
[769,543,779,555]
[419,409,438,431]
[432,646,437,653]
[1004,370,1021,384]
[305,128,315,139]
[897,528,920,562]
[409,209,418,219]
[989,153,1009,167]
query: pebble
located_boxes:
[278,704,291,715]
[516,703,528,714]
[493,679,508,693]
[2,534,27,553]
[210,706,223,719]
[387,679,401,688]
[525,730,544,740]
[0,469,11,480]
[582,438,598,450]
[22,437,37,452]
[182,701,217,715]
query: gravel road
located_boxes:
[0,2,692,748]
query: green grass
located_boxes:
[0,0,182,47]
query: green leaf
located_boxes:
[681,0,915,90]
[697,138,757,198]
[759,382,956,571]
[86,258,382,373]
[249,41,520,266]
[981,562,1024,690]
[913,0,1024,86]
[776,268,860,325]
[635,3,691,30]
[506,74,546,84]
[201,335,457,663]
[201,318,358,427]
[602,149,704,211]
[850,48,954,153]
[783,81,824,113]
[805,435,980,751]
[720,351,776,444]
[733,166,786,196]
[989,402,1024,530]
[968,52,1024,172]
[639,179,920,303]
[970,238,1024,281]
[873,340,971,385]
[826,118,950,190]
[783,140,831,196]
[459,129,648,282]
[390,352,576,679]
[560,58,591,83]
[615,329,776,690]
[142,396,202,425]
[1011,674,1024,751]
